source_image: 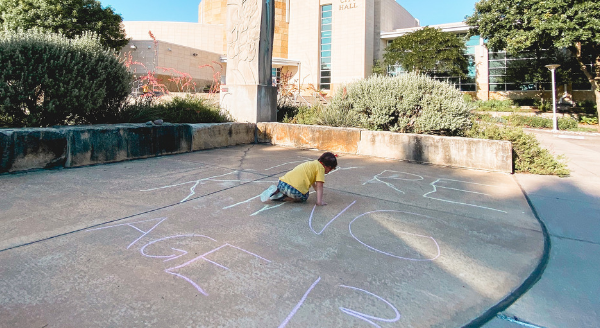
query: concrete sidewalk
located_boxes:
[484,129,600,328]
[0,144,543,327]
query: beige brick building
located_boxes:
[121,1,595,100]
[122,0,419,95]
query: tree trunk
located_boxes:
[573,43,600,131]
[595,88,600,133]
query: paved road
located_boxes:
[0,144,543,327]
[484,129,600,328]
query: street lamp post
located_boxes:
[545,64,561,131]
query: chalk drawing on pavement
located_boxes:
[339,285,401,328]
[140,171,241,203]
[423,178,507,213]
[278,278,401,328]
[349,210,440,261]
[278,277,322,328]
[139,234,217,261]
[86,217,168,249]
[87,217,270,297]
[160,242,271,296]
[363,170,424,194]
[309,201,357,235]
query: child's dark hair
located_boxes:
[318,152,337,169]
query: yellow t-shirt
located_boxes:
[280,160,325,194]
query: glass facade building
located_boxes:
[319,5,333,90]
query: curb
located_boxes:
[462,175,551,327]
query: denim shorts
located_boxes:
[277,180,309,202]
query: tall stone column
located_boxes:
[220,0,277,123]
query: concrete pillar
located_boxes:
[220,0,277,123]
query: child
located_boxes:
[260,152,337,206]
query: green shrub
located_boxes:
[474,113,504,124]
[558,117,579,130]
[326,73,472,135]
[285,105,321,125]
[473,99,514,112]
[505,114,578,130]
[534,99,553,112]
[579,115,598,125]
[462,94,474,103]
[318,103,362,127]
[466,122,570,176]
[506,115,552,128]
[277,102,300,122]
[117,95,228,123]
[575,100,598,115]
[0,30,131,127]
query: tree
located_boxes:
[466,0,600,131]
[383,27,469,78]
[0,0,128,49]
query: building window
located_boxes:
[272,67,281,86]
[387,35,478,92]
[489,50,593,92]
[488,51,544,91]
[320,5,332,90]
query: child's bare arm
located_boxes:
[315,181,326,206]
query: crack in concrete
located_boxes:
[237,144,254,170]
[235,144,255,181]
[549,233,600,246]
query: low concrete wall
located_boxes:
[66,124,193,167]
[256,123,362,154]
[358,130,512,172]
[191,123,256,151]
[1,122,513,174]
[0,123,255,174]
[0,128,67,172]
[257,123,513,173]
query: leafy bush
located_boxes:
[117,95,228,123]
[277,102,299,122]
[462,94,474,102]
[466,122,570,176]
[506,114,578,130]
[280,105,322,125]
[575,100,598,115]
[579,115,598,125]
[0,30,131,127]
[506,115,551,128]
[326,73,472,135]
[534,99,553,112]
[473,99,514,111]
[558,117,579,130]
[318,103,362,127]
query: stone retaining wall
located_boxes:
[1,122,513,174]
[257,123,513,173]
[0,123,255,173]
